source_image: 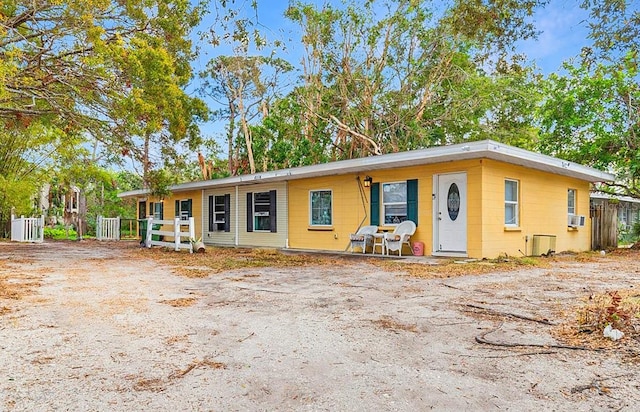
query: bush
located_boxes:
[44,225,78,240]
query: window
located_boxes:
[208,194,230,232]
[254,191,272,231]
[246,191,276,233]
[214,196,226,223]
[567,189,576,215]
[175,199,192,221]
[504,179,519,226]
[310,190,332,226]
[382,182,407,225]
[149,201,163,220]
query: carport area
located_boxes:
[1,241,638,410]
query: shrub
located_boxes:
[44,225,78,240]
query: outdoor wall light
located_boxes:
[364,176,373,188]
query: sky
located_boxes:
[189,0,596,150]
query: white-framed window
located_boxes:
[253,191,271,231]
[382,181,407,225]
[177,199,192,221]
[208,194,230,232]
[567,189,576,215]
[153,202,163,220]
[504,179,519,226]
[310,190,332,226]
[214,195,226,224]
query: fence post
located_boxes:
[174,217,180,251]
[146,217,153,248]
[96,215,102,240]
[189,217,195,253]
[39,215,44,243]
[116,216,121,240]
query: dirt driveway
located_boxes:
[1,241,639,411]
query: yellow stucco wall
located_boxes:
[287,159,484,254]
[288,158,592,258]
[480,159,591,258]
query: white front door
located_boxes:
[434,172,467,254]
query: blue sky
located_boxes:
[190,0,595,149]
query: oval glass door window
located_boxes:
[447,183,460,221]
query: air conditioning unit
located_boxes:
[568,214,586,228]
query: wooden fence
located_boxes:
[11,214,44,243]
[591,202,618,250]
[96,216,120,241]
[145,217,195,253]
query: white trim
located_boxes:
[309,189,333,227]
[381,181,408,226]
[235,186,239,246]
[504,179,519,227]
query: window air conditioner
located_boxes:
[567,214,586,228]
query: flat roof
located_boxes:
[119,139,616,198]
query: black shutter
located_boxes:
[370,183,380,226]
[246,192,253,232]
[138,201,146,219]
[269,190,277,233]
[159,202,164,220]
[186,199,193,217]
[149,202,154,217]
[224,194,231,232]
[407,179,418,226]
[175,200,179,217]
[208,196,214,232]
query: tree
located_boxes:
[536,0,639,197]
[1,0,208,189]
[279,0,543,161]
[200,55,292,175]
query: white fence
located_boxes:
[145,217,195,253]
[96,216,120,241]
[11,214,44,243]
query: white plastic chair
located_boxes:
[384,220,416,256]
[349,225,378,253]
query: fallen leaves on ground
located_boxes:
[130,246,349,278]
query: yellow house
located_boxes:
[119,140,614,258]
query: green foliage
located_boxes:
[44,225,78,240]
[537,52,639,196]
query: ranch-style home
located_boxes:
[118,140,615,259]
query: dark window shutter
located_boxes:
[224,194,231,232]
[407,179,418,226]
[159,202,164,220]
[138,201,146,220]
[269,190,277,232]
[175,200,180,217]
[370,183,380,226]
[149,202,154,217]
[246,192,253,232]
[208,196,214,232]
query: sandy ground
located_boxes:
[1,241,639,411]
